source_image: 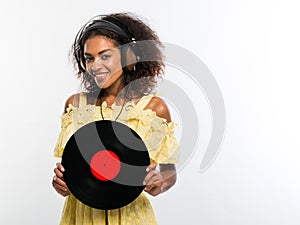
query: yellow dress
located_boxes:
[54,92,179,225]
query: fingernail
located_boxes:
[146,167,149,172]
[61,167,65,172]
[143,181,146,185]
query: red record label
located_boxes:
[90,150,121,181]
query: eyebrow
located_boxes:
[84,49,113,56]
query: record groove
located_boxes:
[62,120,150,210]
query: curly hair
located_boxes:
[71,12,165,98]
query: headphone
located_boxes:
[77,16,139,73]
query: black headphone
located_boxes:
[77,16,139,73]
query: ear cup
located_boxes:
[121,44,137,72]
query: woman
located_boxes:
[52,12,179,225]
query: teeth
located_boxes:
[95,72,108,77]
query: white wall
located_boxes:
[1,0,300,224]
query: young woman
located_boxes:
[52,12,179,225]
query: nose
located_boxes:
[90,58,103,73]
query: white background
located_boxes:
[1,0,300,224]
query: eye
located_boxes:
[101,55,111,60]
[85,57,94,63]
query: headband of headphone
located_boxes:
[86,20,131,39]
[81,17,138,73]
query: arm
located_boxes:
[143,97,177,196]
[52,94,80,197]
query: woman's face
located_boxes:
[84,35,123,91]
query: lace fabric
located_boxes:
[53,92,180,225]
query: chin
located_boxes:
[95,79,109,89]
[96,84,106,89]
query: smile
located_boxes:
[93,72,109,81]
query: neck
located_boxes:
[100,85,131,107]
[103,86,123,98]
[102,76,125,98]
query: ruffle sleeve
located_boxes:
[54,94,180,164]
[53,106,75,158]
[127,108,180,164]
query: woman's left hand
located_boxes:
[143,162,163,196]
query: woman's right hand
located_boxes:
[52,162,71,197]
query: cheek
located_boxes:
[85,62,93,74]
[107,59,123,72]
[109,54,122,69]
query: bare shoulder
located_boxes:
[63,93,81,113]
[144,96,171,123]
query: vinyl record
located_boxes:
[61,120,150,210]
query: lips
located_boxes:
[92,72,109,81]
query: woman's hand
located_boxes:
[52,162,71,197]
[143,162,177,197]
[143,162,163,196]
